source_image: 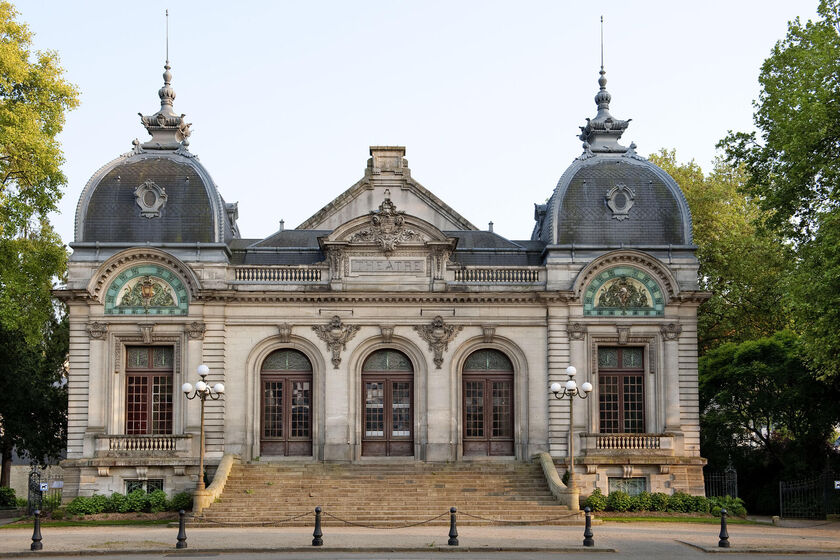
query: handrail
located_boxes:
[233,266,325,283]
[452,267,542,284]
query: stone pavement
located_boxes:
[0,519,838,557]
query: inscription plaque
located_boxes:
[350,258,425,274]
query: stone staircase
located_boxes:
[197,460,579,526]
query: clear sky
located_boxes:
[16,0,818,243]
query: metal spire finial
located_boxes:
[166,9,169,64]
[600,15,604,72]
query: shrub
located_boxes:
[649,492,669,511]
[709,495,747,517]
[606,490,632,512]
[168,491,192,512]
[689,495,710,514]
[582,487,607,512]
[51,507,65,520]
[148,490,167,513]
[666,491,692,513]
[65,494,108,516]
[15,498,27,509]
[107,492,129,513]
[630,491,653,512]
[0,487,16,508]
[125,489,149,513]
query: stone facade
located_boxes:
[56,60,707,501]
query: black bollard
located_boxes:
[448,507,459,546]
[312,506,323,547]
[718,508,730,548]
[30,509,43,551]
[176,509,188,549]
[583,506,594,547]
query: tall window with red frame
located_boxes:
[125,346,174,435]
[597,347,645,433]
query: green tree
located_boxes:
[719,0,840,239]
[0,1,78,342]
[0,315,68,486]
[720,0,840,380]
[699,331,840,512]
[649,151,790,351]
[0,2,78,485]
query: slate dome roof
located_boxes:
[74,61,238,244]
[532,68,692,247]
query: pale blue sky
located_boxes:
[17,0,818,243]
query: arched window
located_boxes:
[361,350,413,457]
[462,349,514,456]
[260,349,313,456]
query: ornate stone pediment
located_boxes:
[348,191,421,252]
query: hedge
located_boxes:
[65,490,192,516]
[582,489,747,516]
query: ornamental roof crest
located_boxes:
[348,190,421,252]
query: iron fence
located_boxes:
[27,468,63,515]
[704,465,738,498]
[779,471,840,519]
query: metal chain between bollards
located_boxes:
[195,510,312,526]
[583,506,594,547]
[718,508,730,548]
[458,510,582,525]
[176,509,188,549]
[322,510,449,529]
[30,509,43,551]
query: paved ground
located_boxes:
[0,519,838,558]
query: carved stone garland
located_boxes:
[348,191,420,253]
[312,316,360,369]
[414,315,463,369]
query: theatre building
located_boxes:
[56,58,707,513]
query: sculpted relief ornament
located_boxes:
[414,316,463,369]
[313,316,360,369]
[349,190,420,252]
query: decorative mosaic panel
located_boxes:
[463,349,514,371]
[262,349,312,372]
[583,266,664,317]
[362,350,413,371]
[104,265,188,315]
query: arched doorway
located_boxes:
[260,349,313,456]
[361,349,413,457]
[462,349,514,456]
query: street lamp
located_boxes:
[550,365,593,499]
[182,364,224,492]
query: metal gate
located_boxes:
[705,464,738,497]
[779,471,840,519]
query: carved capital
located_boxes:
[659,465,671,475]
[97,467,110,477]
[568,322,587,341]
[380,325,394,343]
[135,466,148,480]
[278,323,292,343]
[660,322,683,341]
[139,323,155,344]
[186,321,206,340]
[313,316,360,369]
[622,465,634,478]
[482,324,496,344]
[87,321,109,340]
[414,316,463,369]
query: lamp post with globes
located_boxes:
[182,364,224,492]
[550,366,593,502]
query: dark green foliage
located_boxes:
[582,487,607,511]
[708,496,747,517]
[107,492,128,513]
[649,493,669,512]
[666,492,692,513]
[0,486,15,507]
[605,490,632,512]
[630,491,653,512]
[125,489,149,513]
[66,494,108,515]
[41,493,61,512]
[147,490,167,513]
[168,491,192,512]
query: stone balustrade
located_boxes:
[451,267,543,284]
[95,434,193,457]
[580,433,675,455]
[232,266,325,283]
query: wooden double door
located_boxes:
[462,349,514,456]
[260,350,312,456]
[361,350,414,456]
